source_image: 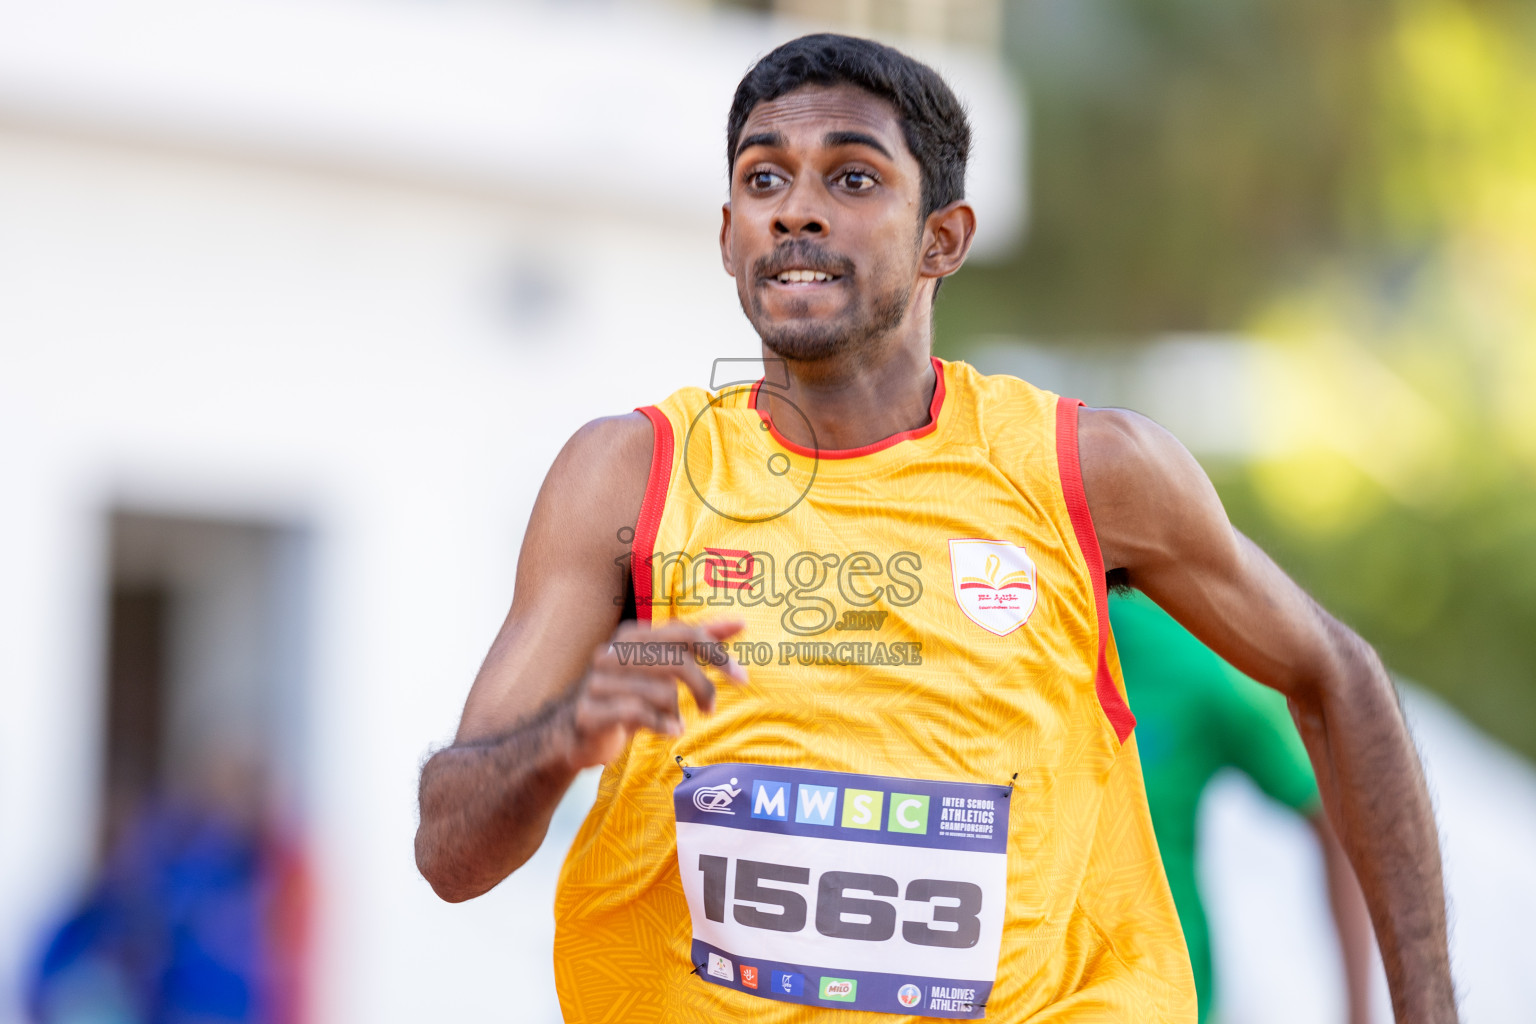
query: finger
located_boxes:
[650,710,685,737]
[624,673,683,723]
[669,654,718,716]
[582,668,685,723]
[588,656,708,699]
[597,625,715,669]
[674,621,750,684]
[591,644,619,673]
[703,618,746,640]
[607,620,749,686]
[639,619,744,644]
[589,637,715,711]
[611,694,684,739]
[611,620,650,642]
[694,622,750,683]
[576,692,682,740]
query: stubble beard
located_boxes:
[747,278,913,363]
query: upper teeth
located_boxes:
[777,269,833,283]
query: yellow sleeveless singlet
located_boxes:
[553,358,1195,1022]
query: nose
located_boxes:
[772,179,827,238]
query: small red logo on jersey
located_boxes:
[949,539,1038,636]
[740,965,759,989]
[703,548,755,590]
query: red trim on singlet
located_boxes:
[748,356,947,459]
[632,406,674,623]
[1055,396,1136,745]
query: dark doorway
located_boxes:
[99,510,311,852]
[30,509,316,1022]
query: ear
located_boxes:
[719,202,736,278]
[918,200,978,281]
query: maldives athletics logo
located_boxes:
[948,539,1038,636]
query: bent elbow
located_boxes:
[417,857,488,904]
[1322,618,1391,696]
[1299,617,1401,734]
[429,880,484,905]
[414,822,530,903]
[415,826,478,903]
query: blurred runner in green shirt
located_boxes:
[1110,588,1375,1024]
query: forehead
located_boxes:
[737,83,910,161]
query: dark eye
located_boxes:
[746,170,786,191]
[840,170,877,191]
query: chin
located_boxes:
[746,292,908,364]
[757,321,856,362]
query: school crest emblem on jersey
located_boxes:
[948,539,1038,636]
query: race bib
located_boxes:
[674,762,1011,1018]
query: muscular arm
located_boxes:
[414,413,743,902]
[1079,407,1454,1024]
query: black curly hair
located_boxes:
[726,33,972,220]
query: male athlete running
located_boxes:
[416,34,1454,1024]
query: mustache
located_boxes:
[753,241,855,280]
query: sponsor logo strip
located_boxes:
[692,940,990,1019]
[674,763,1009,855]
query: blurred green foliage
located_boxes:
[939,0,1536,757]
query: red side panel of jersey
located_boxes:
[631,406,674,622]
[1055,395,1136,744]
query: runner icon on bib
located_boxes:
[675,763,1011,1018]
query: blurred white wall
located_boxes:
[0,115,748,1024]
[0,0,1025,257]
[0,2,1022,1022]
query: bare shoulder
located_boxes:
[1076,410,1378,703]
[1076,405,1233,577]
[1077,406,1189,496]
[532,412,657,533]
[550,411,655,490]
[521,410,658,574]
[457,411,656,741]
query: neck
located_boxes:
[757,320,938,453]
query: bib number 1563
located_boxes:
[698,854,983,949]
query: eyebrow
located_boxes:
[732,129,895,164]
[734,131,785,162]
[822,130,894,160]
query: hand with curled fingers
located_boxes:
[567,619,748,769]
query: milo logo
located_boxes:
[818,977,857,1002]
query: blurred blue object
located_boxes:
[28,802,281,1024]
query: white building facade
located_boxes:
[0,3,1022,1022]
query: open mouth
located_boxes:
[768,268,842,285]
